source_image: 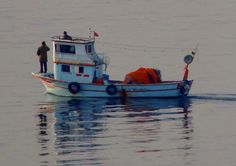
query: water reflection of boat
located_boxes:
[37,94,193,165]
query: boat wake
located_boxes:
[189,93,236,102]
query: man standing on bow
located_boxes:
[37,41,50,73]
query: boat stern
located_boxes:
[178,80,193,96]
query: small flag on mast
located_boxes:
[94,31,99,37]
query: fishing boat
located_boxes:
[32,34,195,98]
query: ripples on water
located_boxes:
[36,95,193,166]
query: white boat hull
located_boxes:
[32,73,193,98]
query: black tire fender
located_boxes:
[106,84,118,95]
[180,81,190,96]
[68,82,80,94]
[180,86,186,96]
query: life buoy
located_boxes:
[68,82,80,94]
[106,84,118,95]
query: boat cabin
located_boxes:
[52,36,106,83]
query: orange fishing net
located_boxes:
[123,67,161,84]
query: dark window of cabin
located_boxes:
[61,65,70,72]
[79,66,84,73]
[85,44,92,53]
[55,44,75,54]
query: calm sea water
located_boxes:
[1,0,236,165]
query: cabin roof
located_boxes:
[52,36,95,44]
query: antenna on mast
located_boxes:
[193,43,199,62]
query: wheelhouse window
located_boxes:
[61,65,70,72]
[55,44,75,54]
[79,66,84,73]
[85,44,92,54]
